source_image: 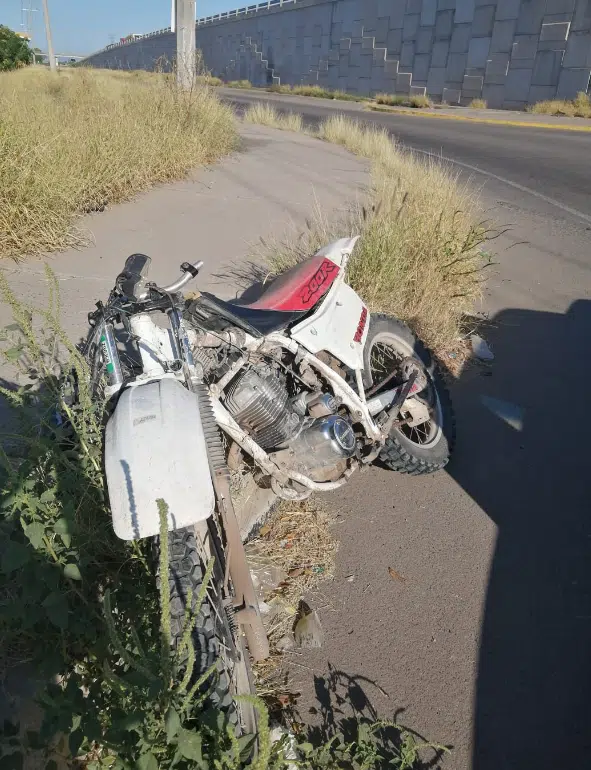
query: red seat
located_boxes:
[242,254,340,312]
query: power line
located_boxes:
[20,1,38,42]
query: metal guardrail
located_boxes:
[101,0,297,53]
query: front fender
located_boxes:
[105,378,215,541]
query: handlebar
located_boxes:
[137,260,203,299]
[160,260,204,294]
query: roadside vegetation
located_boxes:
[224,78,436,108]
[375,93,431,108]
[243,101,304,131]
[268,83,364,101]
[527,90,591,118]
[467,98,487,109]
[196,73,224,87]
[0,67,236,261]
[0,272,448,767]
[227,79,254,88]
[245,105,491,357]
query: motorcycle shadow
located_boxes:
[446,299,591,770]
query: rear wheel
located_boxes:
[156,526,257,735]
[364,314,455,474]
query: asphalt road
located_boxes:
[223,90,591,770]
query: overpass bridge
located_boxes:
[36,52,85,62]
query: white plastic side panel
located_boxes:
[290,282,370,370]
[105,379,215,541]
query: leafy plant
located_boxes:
[296,721,448,769]
[0,25,33,71]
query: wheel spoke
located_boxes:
[369,337,439,448]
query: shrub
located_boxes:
[468,98,488,109]
[243,101,304,131]
[527,91,591,118]
[375,93,432,108]
[196,73,223,86]
[267,83,363,101]
[227,79,253,88]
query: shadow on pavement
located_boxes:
[299,662,449,768]
[446,300,591,769]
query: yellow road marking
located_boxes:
[366,104,591,132]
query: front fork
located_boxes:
[171,311,270,662]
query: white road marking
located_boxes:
[412,148,591,227]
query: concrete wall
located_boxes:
[84,0,591,108]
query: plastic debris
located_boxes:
[294,610,324,649]
[470,334,494,361]
[248,557,288,602]
[270,726,298,769]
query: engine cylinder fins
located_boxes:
[224,367,301,450]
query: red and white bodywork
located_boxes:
[288,238,369,371]
[235,237,369,371]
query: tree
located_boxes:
[0,25,33,71]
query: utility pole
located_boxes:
[175,0,196,90]
[41,0,56,72]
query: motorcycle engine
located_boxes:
[224,364,301,450]
[224,363,356,482]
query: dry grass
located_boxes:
[247,499,337,694]
[243,100,304,132]
[0,67,236,261]
[195,73,223,87]
[268,83,364,101]
[244,106,491,355]
[375,92,432,108]
[527,90,591,118]
[226,79,253,88]
[468,98,488,109]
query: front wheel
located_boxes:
[156,526,258,735]
[364,314,455,474]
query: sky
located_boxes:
[1,0,241,55]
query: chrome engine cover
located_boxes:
[270,415,356,482]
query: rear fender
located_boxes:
[105,378,215,541]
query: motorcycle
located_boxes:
[82,236,454,730]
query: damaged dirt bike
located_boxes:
[82,237,454,731]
